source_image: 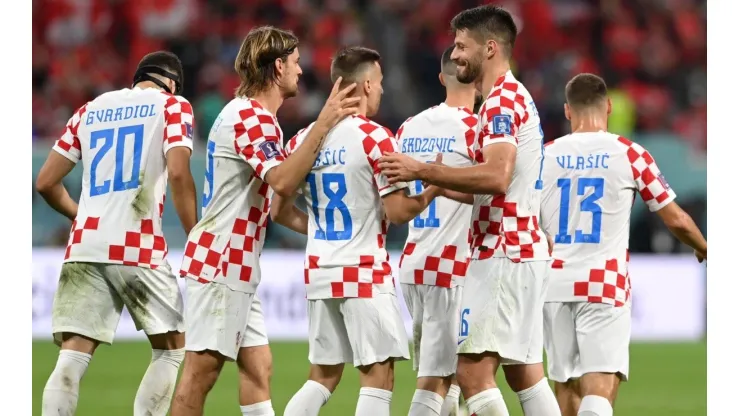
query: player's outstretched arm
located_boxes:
[264,78,360,197]
[166,147,198,235]
[440,189,475,205]
[269,193,308,235]
[381,185,442,225]
[655,202,707,262]
[36,152,78,221]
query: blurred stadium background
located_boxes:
[32,0,707,415]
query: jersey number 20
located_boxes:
[89,124,144,197]
[306,173,353,241]
[555,177,604,244]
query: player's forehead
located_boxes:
[454,29,480,47]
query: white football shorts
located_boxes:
[457,257,550,364]
[51,261,184,345]
[242,293,269,348]
[307,293,410,367]
[544,301,631,382]
[402,283,462,378]
[184,279,255,361]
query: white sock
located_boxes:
[515,378,560,416]
[465,388,509,416]
[284,380,332,416]
[133,348,185,416]
[409,389,444,415]
[442,384,461,416]
[42,350,92,416]
[241,400,275,416]
[356,387,392,416]
[578,395,613,416]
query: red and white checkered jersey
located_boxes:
[469,70,550,262]
[395,103,477,287]
[53,87,194,268]
[180,98,284,293]
[285,115,408,300]
[540,132,677,306]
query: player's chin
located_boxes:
[284,84,299,98]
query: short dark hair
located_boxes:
[136,51,184,93]
[235,26,299,98]
[451,5,518,57]
[440,45,457,76]
[330,46,381,87]
[565,73,609,110]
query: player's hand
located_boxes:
[315,77,360,131]
[378,152,425,184]
[422,153,444,188]
[695,250,706,263]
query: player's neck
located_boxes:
[354,96,368,117]
[445,91,474,111]
[570,112,608,134]
[252,88,284,115]
[480,60,510,96]
[133,81,164,92]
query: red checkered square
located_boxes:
[617,136,675,212]
[305,254,393,299]
[53,103,87,163]
[404,244,469,288]
[233,99,285,181]
[476,74,528,150]
[162,93,195,153]
[359,115,408,196]
[64,217,100,260]
[108,219,167,268]
[180,231,224,280]
[572,257,631,307]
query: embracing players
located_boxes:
[395,45,479,416]
[170,26,359,416]
[380,5,561,416]
[274,46,445,416]
[539,73,708,416]
[37,51,198,416]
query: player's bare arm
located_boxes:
[269,193,308,235]
[166,146,198,235]
[265,78,360,197]
[655,201,707,262]
[381,153,444,224]
[379,143,516,194]
[36,152,78,221]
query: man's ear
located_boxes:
[439,72,446,87]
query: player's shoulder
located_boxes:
[222,97,277,123]
[285,122,316,154]
[344,115,393,142]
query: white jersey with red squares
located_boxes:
[285,115,408,300]
[52,87,194,268]
[395,103,477,287]
[540,132,677,306]
[180,98,284,293]
[469,70,550,262]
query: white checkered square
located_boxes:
[234,100,285,181]
[163,94,195,153]
[52,103,87,163]
[360,118,408,196]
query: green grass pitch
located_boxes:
[33,341,706,415]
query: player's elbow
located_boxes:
[270,180,295,198]
[662,207,692,233]
[35,175,56,196]
[385,208,415,225]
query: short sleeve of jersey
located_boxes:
[52,103,88,163]
[362,125,408,197]
[620,137,677,212]
[479,84,525,148]
[233,107,285,181]
[162,95,195,155]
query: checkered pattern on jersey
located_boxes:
[53,103,88,163]
[181,231,223,283]
[64,216,100,260]
[233,99,285,180]
[107,219,168,268]
[573,256,631,307]
[400,243,469,287]
[285,126,308,155]
[162,93,195,152]
[617,136,676,212]
[459,107,479,159]
[394,116,413,141]
[476,74,529,148]
[359,116,405,195]
[304,254,394,298]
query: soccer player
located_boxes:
[379,5,562,416]
[36,51,198,416]
[539,73,707,416]
[273,46,443,416]
[395,45,478,416]
[170,26,360,416]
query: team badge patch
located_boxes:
[657,173,671,190]
[185,122,193,139]
[492,115,512,135]
[259,140,281,160]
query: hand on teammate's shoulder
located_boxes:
[315,77,361,131]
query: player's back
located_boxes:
[287,115,406,299]
[396,104,476,287]
[181,97,283,292]
[540,131,675,305]
[54,87,194,268]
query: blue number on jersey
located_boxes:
[202,139,216,208]
[412,179,440,228]
[306,172,353,241]
[555,177,604,244]
[90,124,144,197]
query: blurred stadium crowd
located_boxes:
[31,0,707,250]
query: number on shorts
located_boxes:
[90,124,144,197]
[555,177,605,244]
[459,308,470,337]
[306,172,353,241]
